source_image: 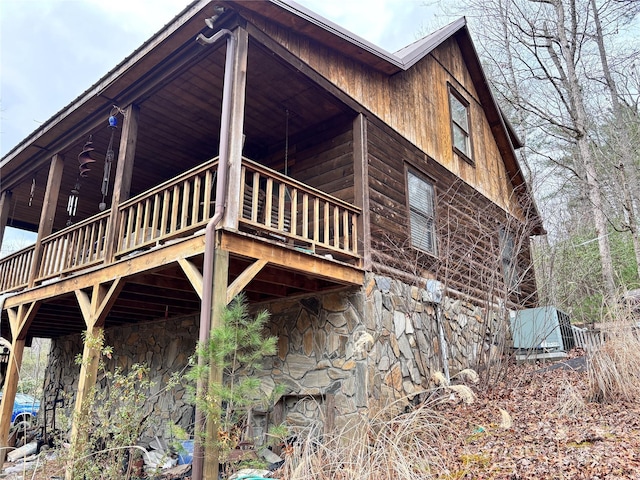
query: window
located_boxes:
[407,170,437,255]
[499,228,519,292]
[449,86,472,162]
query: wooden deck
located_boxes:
[0,157,361,295]
[0,156,363,340]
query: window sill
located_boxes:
[453,147,474,166]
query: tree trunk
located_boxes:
[551,0,616,299]
[591,0,640,281]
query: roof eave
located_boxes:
[0,0,211,169]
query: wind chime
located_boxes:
[67,136,95,226]
[66,106,122,225]
[28,176,36,207]
[99,110,120,211]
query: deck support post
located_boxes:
[0,302,40,465]
[28,154,65,287]
[204,245,229,480]
[0,338,25,465]
[105,103,140,262]
[353,114,370,269]
[222,27,249,231]
[0,190,13,250]
[66,281,123,480]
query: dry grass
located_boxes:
[555,379,587,417]
[279,398,453,480]
[587,308,640,403]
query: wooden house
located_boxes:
[0,0,543,469]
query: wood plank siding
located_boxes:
[243,14,525,223]
[366,120,537,307]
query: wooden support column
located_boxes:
[105,104,140,262]
[28,154,65,287]
[204,245,230,480]
[0,190,13,250]
[0,302,40,464]
[353,114,371,270]
[67,279,123,480]
[222,27,249,231]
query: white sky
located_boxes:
[0,0,451,253]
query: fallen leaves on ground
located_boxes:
[432,353,640,479]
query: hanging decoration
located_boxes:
[99,106,125,211]
[67,180,81,226]
[99,109,120,211]
[284,108,289,176]
[67,134,94,226]
[28,177,36,207]
[78,135,96,177]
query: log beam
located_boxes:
[28,154,65,287]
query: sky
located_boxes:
[0,0,449,158]
[0,0,450,253]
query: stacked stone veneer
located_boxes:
[42,315,198,439]
[41,273,505,439]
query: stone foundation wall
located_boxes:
[42,273,506,441]
[42,315,198,439]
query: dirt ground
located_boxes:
[3,350,640,479]
[430,353,640,479]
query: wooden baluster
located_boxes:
[251,172,260,222]
[333,205,339,248]
[278,183,286,231]
[143,198,151,242]
[192,174,202,224]
[342,210,349,252]
[352,213,358,254]
[314,197,320,243]
[265,178,273,228]
[181,179,191,230]
[204,168,213,220]
[161,189,170,237]
[303,194,309,240]
[152,193,161,241]
[323,201,330,245]
[290,188,298,237]
[170,185,180,233]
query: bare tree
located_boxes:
[590,0,640,280]
[438,0,640,302]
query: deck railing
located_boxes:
[37,212,110,282]
[0,246,35,291]
[239,159,360,260]
[116,159,218,256]
[0,156,360,292]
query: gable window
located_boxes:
[407,170,437,255]
[449,86,472,162]
[499,228,519,292]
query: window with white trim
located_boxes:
[407,170,437,255]
[499,228,519,292]
[449,86,472,162]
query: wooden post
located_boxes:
[0,338,25,464]
[204,242,229,479]
[0,190,13,250]
[66,280,122,480]
[222,28,249,231]
[105,104,140,262]
[28,154,65,287]
[0,302,40,465]
[66,321,104,480]
[353,114,371,269]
